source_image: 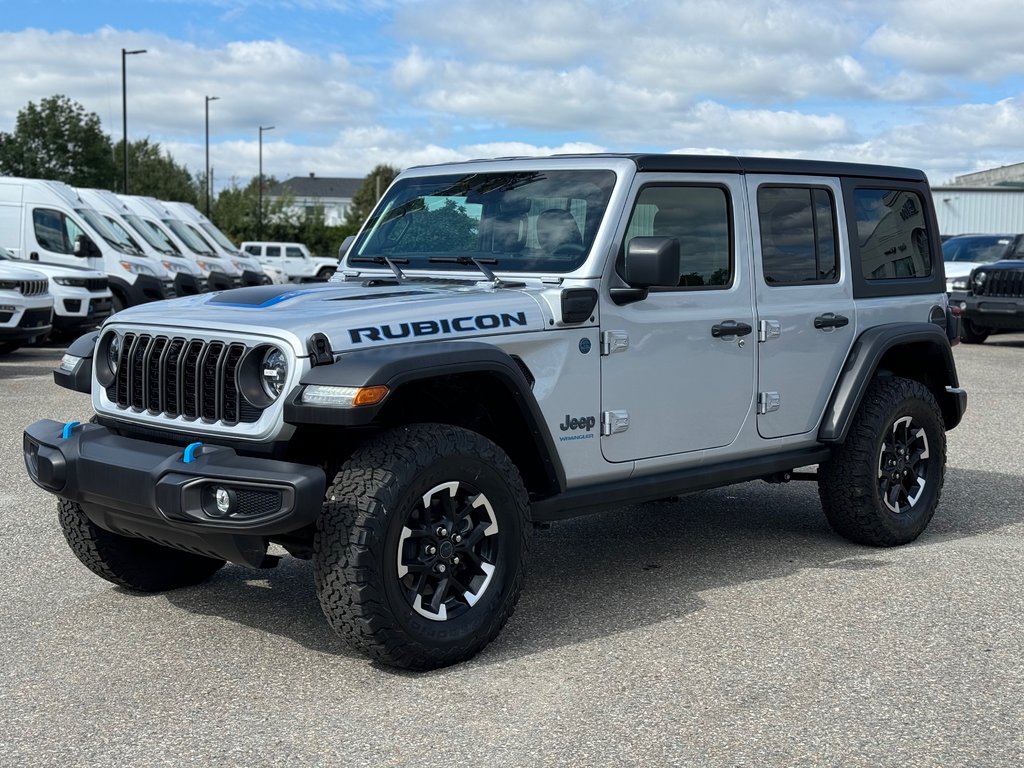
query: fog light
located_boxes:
[213,486,235,516]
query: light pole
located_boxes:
[121,47,147,194]
[204,96,220,217]
[258,125,275,240]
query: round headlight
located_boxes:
[260,348,288,399]
[107,334,121,375]
[974,271,987,286]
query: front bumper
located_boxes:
[24,419,326,566]
[960,294,1024,330]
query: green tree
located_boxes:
[343,164,400,230]
[0,95,115,186]
[113,138,200,203]
[211,175,297,243]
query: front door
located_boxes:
[599,174,756,463]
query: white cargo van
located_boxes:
[159,201,269,286]
[115,194,241,292]
[0,260,52,354]
[0,178,173,312]
[76,189,206,296]
[240,241,338,282]
[0,246,110,336]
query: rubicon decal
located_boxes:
[349,312,529,344]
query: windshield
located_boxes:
[348,170,617,273]
[199,222,238,252]
[76,207,143,256]
[165,219,216,255]
[101,214,147,254]
[126,215,180,255]
[942,236,1013,263]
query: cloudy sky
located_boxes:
[2,0,1022,189]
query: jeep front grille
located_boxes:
[107,333,262,425]
[15,279,49,297]
[976,269,1024,298]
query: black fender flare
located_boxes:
[818,322,966,443]
[283,340,566,492]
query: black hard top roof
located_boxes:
[416,153,927,182]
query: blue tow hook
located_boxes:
[61,421,81,439]
[183,442,204,463]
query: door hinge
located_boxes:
[758,320,781,343]
[601,331,629,356]
[758,392,781,415]
[601,410,630,436]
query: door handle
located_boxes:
[711,320,753,338]
[814,313,849,330]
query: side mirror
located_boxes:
[624,237,680,288]
[339,235,355,260]
[73,234,101,259]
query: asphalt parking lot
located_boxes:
[1,338,1022,767]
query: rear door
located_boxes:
[746,175,855,439]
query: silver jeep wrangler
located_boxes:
[24,154,966,668]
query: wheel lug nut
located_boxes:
[436,527,448,537]
[453,534,462,543]
[425,545,437,555]
[452,556,460,565]
[435,563,446,573]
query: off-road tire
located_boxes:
[58,498,226,591]
[818,376,946,547]
[314,424,530,669]
[316,267,336,281]
[960,319,989,344]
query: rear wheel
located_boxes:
[58,499,225,591]
[960,318,989,344]
[316,267,335,281]
[818,376,946,546]
[314,424,530,669]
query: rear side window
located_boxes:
[853,189,931,279]
[266,246,281,258]
[757,186,838,285]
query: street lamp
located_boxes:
[121,47,147,194]
[205,96,220,217]
[258,125,275,240]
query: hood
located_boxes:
[6,261,106,280]
[105,279,549,355]
[0,263,49,282]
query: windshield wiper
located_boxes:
[348,254,409,281]
[427,256,505,286]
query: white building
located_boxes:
[932,187,1024,236]
[268,174,362,227]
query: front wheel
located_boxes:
[818,376,946,546]
[960,318,989,344]
[314,424,530,669]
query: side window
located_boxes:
[853,188,931,279]
[757,186,838,285]
[32,208,73,254]
[266,246,281,258]
[243,245,260,255]
[285,247,304,258]
[621,185,732,288]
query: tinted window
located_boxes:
[941,236,1013,263]
[266,246,281,258]
[758,187,838,285]
[622,185,732,288]
[286,247,304,258]
[854,189,931,279]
